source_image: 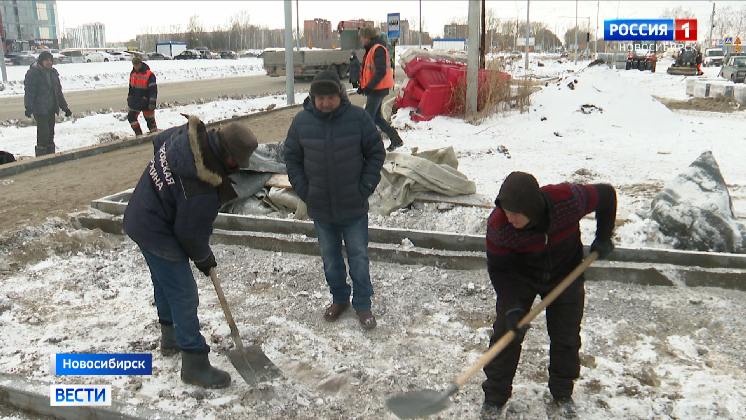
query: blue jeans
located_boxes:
[365,93,393,133]
[313,215,374,312]
[140,248,207,352]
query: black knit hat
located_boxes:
[37,51,53,64]
[496,172,547,229]
[310,70,343,96]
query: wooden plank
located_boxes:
[265,174,292,189]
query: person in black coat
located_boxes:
[284,70,385,330]
[23,51,72,157]
[349,50,361,88]
[124,115,258,388]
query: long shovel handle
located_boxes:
[209,267,245,353]
[454,251,599,388]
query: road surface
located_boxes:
[0,75,313,120]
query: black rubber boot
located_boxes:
[160,323,179,356]
[385,128,404,152]
[181,351,231,389]
[132,126,143,136]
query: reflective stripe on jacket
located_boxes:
[360,44,394,91]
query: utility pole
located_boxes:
[284,0,295,105]
[595,1,599,58]
[525,0,530,72]
[481,0,486,69]
[467,0,480,116]
[419,0,422,48]
[707,3,715,49]
[295,0,300,51]
[574,0,578,64]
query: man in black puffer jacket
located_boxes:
[23,51,72,157]
[284,70,385,330]
[124,115,257,388]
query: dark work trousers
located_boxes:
[128,109,157,133]
[482,274,585,405]
[34,111,57,156]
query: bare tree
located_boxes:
[659,6,695,20]
[187,15,205,48]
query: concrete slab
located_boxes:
[685,77,746,104]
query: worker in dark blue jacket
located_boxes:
[124,115,257,388]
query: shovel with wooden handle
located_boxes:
[209,267,282,385]
[386,251,599,419]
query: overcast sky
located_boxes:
[55,1,740,43]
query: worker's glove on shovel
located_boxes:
[194,252,217,277]
[590,237,614,260]
[64,108,72,117]
[505,308,530,342]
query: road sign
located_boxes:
[736,37,742,44]
[724,37,733,46]
[717,39,724,46]
[736,45,742,52]
[387,13,400,40]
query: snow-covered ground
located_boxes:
[1,51,746,420]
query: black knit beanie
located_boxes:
[37,51,53,64]
[496,171,548,229]
[310,70,343,96]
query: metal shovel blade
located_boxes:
[386,384,457,419]
[227,345,282,386]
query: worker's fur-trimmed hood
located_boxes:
[162,114,224,187]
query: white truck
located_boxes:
[156,41,188,59]
[703,48,724,67]
[261,29,388,80]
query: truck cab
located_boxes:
[703,48,724,67]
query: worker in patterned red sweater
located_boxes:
[480,171,616,420]
[127,56,158,136]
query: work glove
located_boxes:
[64,108,72,117]
[194,252,217,277]
[505,308,530,342]
[590,237,614,260]
[356,87,364,95]
[25,109,33,118]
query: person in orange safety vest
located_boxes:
[358,26,404,152]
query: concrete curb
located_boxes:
[0,103,304,179]
[0,374,186,420]
[75,208,746,292]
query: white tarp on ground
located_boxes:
[376,146,476,215]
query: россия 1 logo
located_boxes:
[605,19,697,42]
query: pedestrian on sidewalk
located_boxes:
[124,115,257,388]
[480,172,617,420]
[284,70,385,330]
[349,50,361,89]
[23,51,72,157]
[127,56,158,135]
[358,26,404,152]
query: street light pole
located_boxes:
[574,0,578,64]
[525,0,530,72]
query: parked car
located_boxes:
[198,50,219,59]
[108,51,133,61]
[174,50,202,60]
[219,51,237,59]
[145,52,172,60]
[60,49,86,63]
[718,54,746,83]
[8,51,38,66]
[85,51,115,62]
[51,52,72,64]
